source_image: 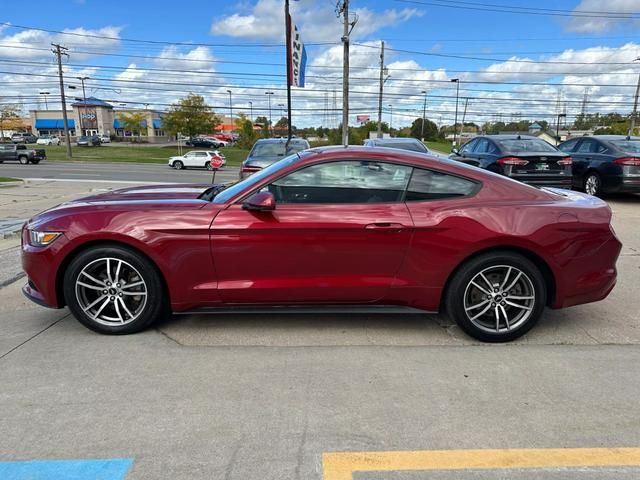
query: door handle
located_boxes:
[365,222,406,231]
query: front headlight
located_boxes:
[29,230,62,247]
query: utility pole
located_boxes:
[420,90,428,141]
[52,43,72,159]
[377,41,385,139]
[451,78,460,147]
[338,0,350,146]
[388,104,393,131]
[249,101,253,122]
[77,76,89,136]
[461,98,469,139]
[629,57,640,137]
[227,89,233,132]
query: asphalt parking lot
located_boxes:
[1,180,639,479]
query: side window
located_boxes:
[406,168,477,202]
[596,142,607,153]
[559,138,579,153]
[459,140,476,154]
[474,139,490,153]
[17,145,26,150]
[576,139,596,153]
[269,160,412,204]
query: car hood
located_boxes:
[77,184,214,202]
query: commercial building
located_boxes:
[29,97,167,143]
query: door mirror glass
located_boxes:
[451,148,459,155]
[243,191,276,212]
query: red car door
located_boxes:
[210,160,415,304]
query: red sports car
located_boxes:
[21,147,621,342]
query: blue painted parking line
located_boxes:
[0,458,133,480]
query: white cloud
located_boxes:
[210,0,422,42]
[566,0,640,33]
[0,26,122,60]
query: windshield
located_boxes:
[250,142,307,157]
[610,140,640,154]
[211,152,302,203]
[497,138,557,153]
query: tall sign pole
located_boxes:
[285,0,293,147]
[52,43,72,159]
[377,41,385,139]
[339,0,350,146]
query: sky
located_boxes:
[1,0,640,129]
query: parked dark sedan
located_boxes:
[186,137,224,148]
[77,135,101,147]
[450,135,572,188]
[558,135,640,195]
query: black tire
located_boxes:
[63,245,168,334]
[583,171,602,196]
[173,160,184,170]
[444,251,546,342]
[18,156,28,165]
[31,159,40,165]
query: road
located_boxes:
[0,160,240,184]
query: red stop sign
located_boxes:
[210,154,223,170]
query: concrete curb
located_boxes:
[0,180,24,188]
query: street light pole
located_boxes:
[39,91,50,110]
[556,113,566,146]
[249,101,253,122]
[628,57,640,137]
[388,104,393,131]
[451,78,460,147]
[265,91,274,137]
[77,76,89,136]
[420,90,427,141]
[226,90,233,132]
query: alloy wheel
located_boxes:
[585,174,600,196]
[75,257,148,327]
[463,265,535,334]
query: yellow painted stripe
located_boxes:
[322,448,640,480]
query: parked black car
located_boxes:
[77,135,101,147]
[558,135,640,195]
[450,135,572,188]
[185,137,224,148]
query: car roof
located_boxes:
[589,135,640,140]
[253,138,309,144]
[369,138,423,143]
[479,134,542,140]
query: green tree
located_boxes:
[235,113,258,149]
[162,94,219,139]
[409,118,438,140]
[117,111,148,141]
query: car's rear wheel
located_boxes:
[18,156,28,165]
[206,162,213,171]
[173,160,184,170]
[31,159,40,165]
[445,252,546,342]
[63,245,167,334]
[584,172,602,196]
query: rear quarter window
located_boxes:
[406,168,478,201]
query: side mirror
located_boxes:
[451,148,460,155]
[243,191,276,212]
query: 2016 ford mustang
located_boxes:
[21,146,621,342]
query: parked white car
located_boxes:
[36,135,60,146]
[168,150,226,170]
[99,135,111,144]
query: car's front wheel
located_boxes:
[63,245,167,334]
[172,160,184,170]
[18,156,29,165]
[445,252,546,342]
